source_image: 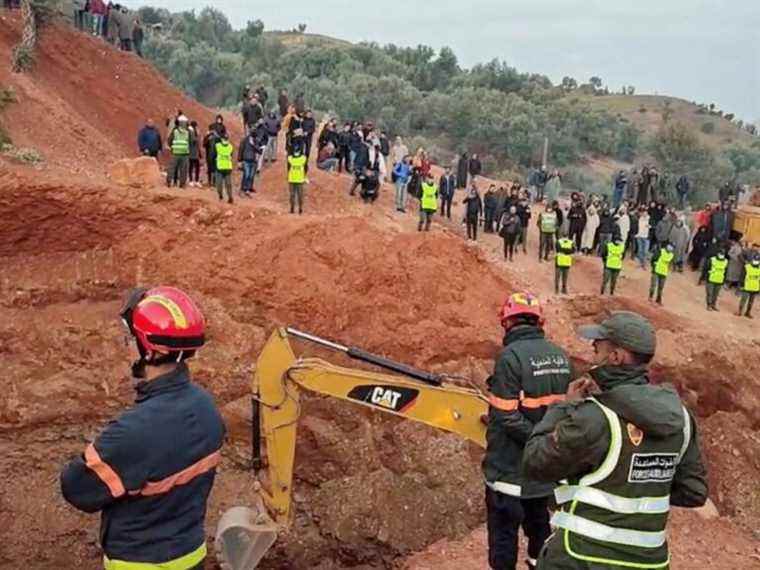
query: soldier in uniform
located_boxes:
[523,312,708,569]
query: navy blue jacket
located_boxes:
[137,125,162,154]
[60,365,225,565]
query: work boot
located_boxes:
[417,222,423,232]
[228,197,233,204]
[562,288,568,295]
[746,313,753,319]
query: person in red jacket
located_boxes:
[89,0,107,35]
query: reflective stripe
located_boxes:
[85,443,126,498]
[579,398,622,486]
[555,486,670,514]
[521,393,566,408]
[487,480,522,497]
[135,450,221,497]
[488,394,519,411]
[677,406,691,463]
[104,542,206,570]
[552,511,666,549]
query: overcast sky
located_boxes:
[132,0,760,121]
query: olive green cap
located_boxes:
[578,311,657,356]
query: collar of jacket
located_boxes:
[503,324,544,346]
[589,364,648,391]
[135,363,191,402]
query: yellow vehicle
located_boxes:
[215,327,488,570]
[734,204,760,246]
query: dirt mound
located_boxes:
[108,156,163,187]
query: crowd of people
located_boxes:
[70,1,145,56]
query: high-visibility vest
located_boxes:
[744,263,760,293]
[288,154,307,183]
[104,543,207,570]
[556,238,574,268]
[171,128,190,156]
[708,257,728,284]
[540,211,558,233]
[215,141,233,172]
[654,249,674,277]
[552,397,691,569]
[421,182,438,211]
[605,242,624,270]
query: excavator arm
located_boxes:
[216,327,488,570]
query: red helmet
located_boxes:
[499,292,544,328]
[120,286,205,354]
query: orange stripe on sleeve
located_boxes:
[137,450,221,497]
[488,394,520,411]
[520,394,566,408]
[85,443,126,498]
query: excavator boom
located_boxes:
[216,327,488,570]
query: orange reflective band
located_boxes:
[488,394,520,411]
[85,444,126,498]
[520,394,566,409]
[136,450,221,497]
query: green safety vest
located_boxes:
[654,249,674,277]
[744,263,760,293]
[556,238,574,268]
[288,154,307,183]
[605,242,624,270]
[540,211,558,233]
[171,128,190,156]
[215,141,233,172]
[104,542,206,570]
[421,182,438,211]
[708,257,728,284]
[552,397,691,569]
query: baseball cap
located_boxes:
[578,311,656,356]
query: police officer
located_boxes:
[484,293,573,570]
[601,236,625,296]
[418,173,438,232]
[60,287,225,570]
[737,255,760,318]
[523,311,708,570]
[555,235,575,295]
[538,203,558,262]
[705,251,728,311]
[649,242,675,305]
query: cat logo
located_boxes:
[627,422,644,447]
[370,387,402,410]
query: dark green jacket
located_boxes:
[483,325,572,498]
[523,365,708,506]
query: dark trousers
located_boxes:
[706,282,721,309]
[120,38,132,51]
[440,196,453,218]
[539,232,554,261]
[503,234,518,260]
[484,208,495,232]
[337,147,350,172]
[602,268,620,295]
[486,487,550,570]
[466,217,478,240]
[188,158,200,182]
[649,273,666,303]
[555,266,569,294]
[166,155,188,187]
[215,170,233,202]
[290,182,304,213]
[206,160,216,186]
[739,291,756,316]
[569,225,583,251]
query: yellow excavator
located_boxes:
[215,327,489,570]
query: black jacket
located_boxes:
[568,203,586,230]
[468,157,482,176]
[439,174,456,199]
[264,116,281,137]
[60,365,225,565]
[238,135,258,162]
[463,191,483,219]
[302,117,316,138]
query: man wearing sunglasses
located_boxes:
[60,286,225,570]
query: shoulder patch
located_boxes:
[627,423,644,447]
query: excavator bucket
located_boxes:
[215,503,278,570]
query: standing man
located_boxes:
[418,173,438,232]
[238,128,259,197]
[61,287,225,570]
[277,88,289,119]
[537,202,558,263]
[649,242,675,305]
[463,182,483,241]
[301,109,317,165]
[555,236,575,295]
[264,111,281,164]
[392,156,412,213]
[166,115,190,188]
[523,311,708,570]
[705,250,728,311]
[601,237,625,295]
[675,175,690,210]
[737,255,760,318]
[214,133,234,204]
[612,170,627,210]
[484,293,572,570]
[469,153,483,185]
[484,185,498,233]
[137,118,162,158]
[517,197,532,254]
[287,144,307,214]
[567,195,587,252]
[202,124,219,188]
[439,166,456,219]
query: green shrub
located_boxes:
[701,122,716,134]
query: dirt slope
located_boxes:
[1,15,760,570]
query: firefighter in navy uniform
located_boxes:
[484,292,573,570]
[60,287,225,570]
[523,311,708,570]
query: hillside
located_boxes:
[1,12,760,570]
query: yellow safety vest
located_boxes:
[605,242,624,270]
[104,542,206,570]
[540,211,558,233]
[288,154,307,184]
[421,182,438,211]
[708,257,728,284]
[654,249,674,277]
[215,141,233,171]
[171,128,189,156]
[556,238,574,268]
[744,263,760,293]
